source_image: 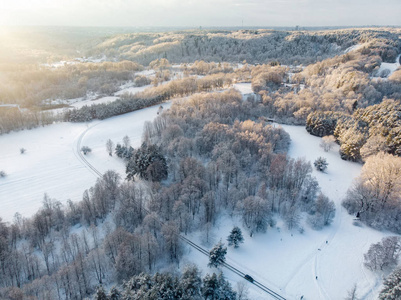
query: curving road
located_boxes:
[74,113,287,300]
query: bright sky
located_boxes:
[0,0,400,27]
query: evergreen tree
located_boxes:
[379,267,401,299]
[109,286,121,300]
[208,240,227,268]
[126,143,168,182]
[81,146,92,155]
[202,272,237,300]
[180,264,202,300]
[314,157,328,172]
[217,272,237,299]
[94,285,108,300]
[227,226,244,248]
[202,273,220,300]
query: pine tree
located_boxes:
[202,273,220,299]
[94,285,108,300]
[81,146,92,155]
[180,264,202,300]
[314,157,328,172]
[379,267,401,299]
[208,240,227,268]
[109,286,121,300]
[217,272,237,299]
[227,226,244,248]
[126,143,168,182]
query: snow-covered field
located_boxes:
[0,83,393,299]
[0,102,170,222]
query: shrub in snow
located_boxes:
[227,226,244,248]
[314,157,328,172]
[319,135,336,152]
[81,146,92,155]
[0,170,6,177]
[208,241,227,268]
[20,148,26,154]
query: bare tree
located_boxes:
[122,135,130,148]
[320,135,336,152]
[364,236,401,271]
[106,139,114,156]
[345,283,358,300]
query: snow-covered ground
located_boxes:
[182,125,392,300]
[372,54,401,79]
[233,83,253,95]
[344,44,364,54]
[0,102,171,222]
[0,83,393,299]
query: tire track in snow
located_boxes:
[73,122,103,178]
[73,114,287,300]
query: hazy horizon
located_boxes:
[0,0,400,28]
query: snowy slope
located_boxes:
[0,102,170,222]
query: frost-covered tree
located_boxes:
[202,272,236,300]
[364,236,401,271]
[126,143,168,182]
[227,226,244,248]
[379,267,401,299]
[308,193,336,229]
[342,153,401,232]
[81,146,92,155]
[320,135,336,152]
[314,157,328,172]
[109,286,121,300]
[20,148,26,154]
[240,196,271,236]
[0,170,6,178]
[94,285,108,300]
[208,241,227,268]
[106,139,114,156]
[179,264,202,300]
[123,135,130,148]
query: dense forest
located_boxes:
[88,28,400,66]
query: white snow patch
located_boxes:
[372,54,401,79]
[233,83,253,95]
[344,44,364,54]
